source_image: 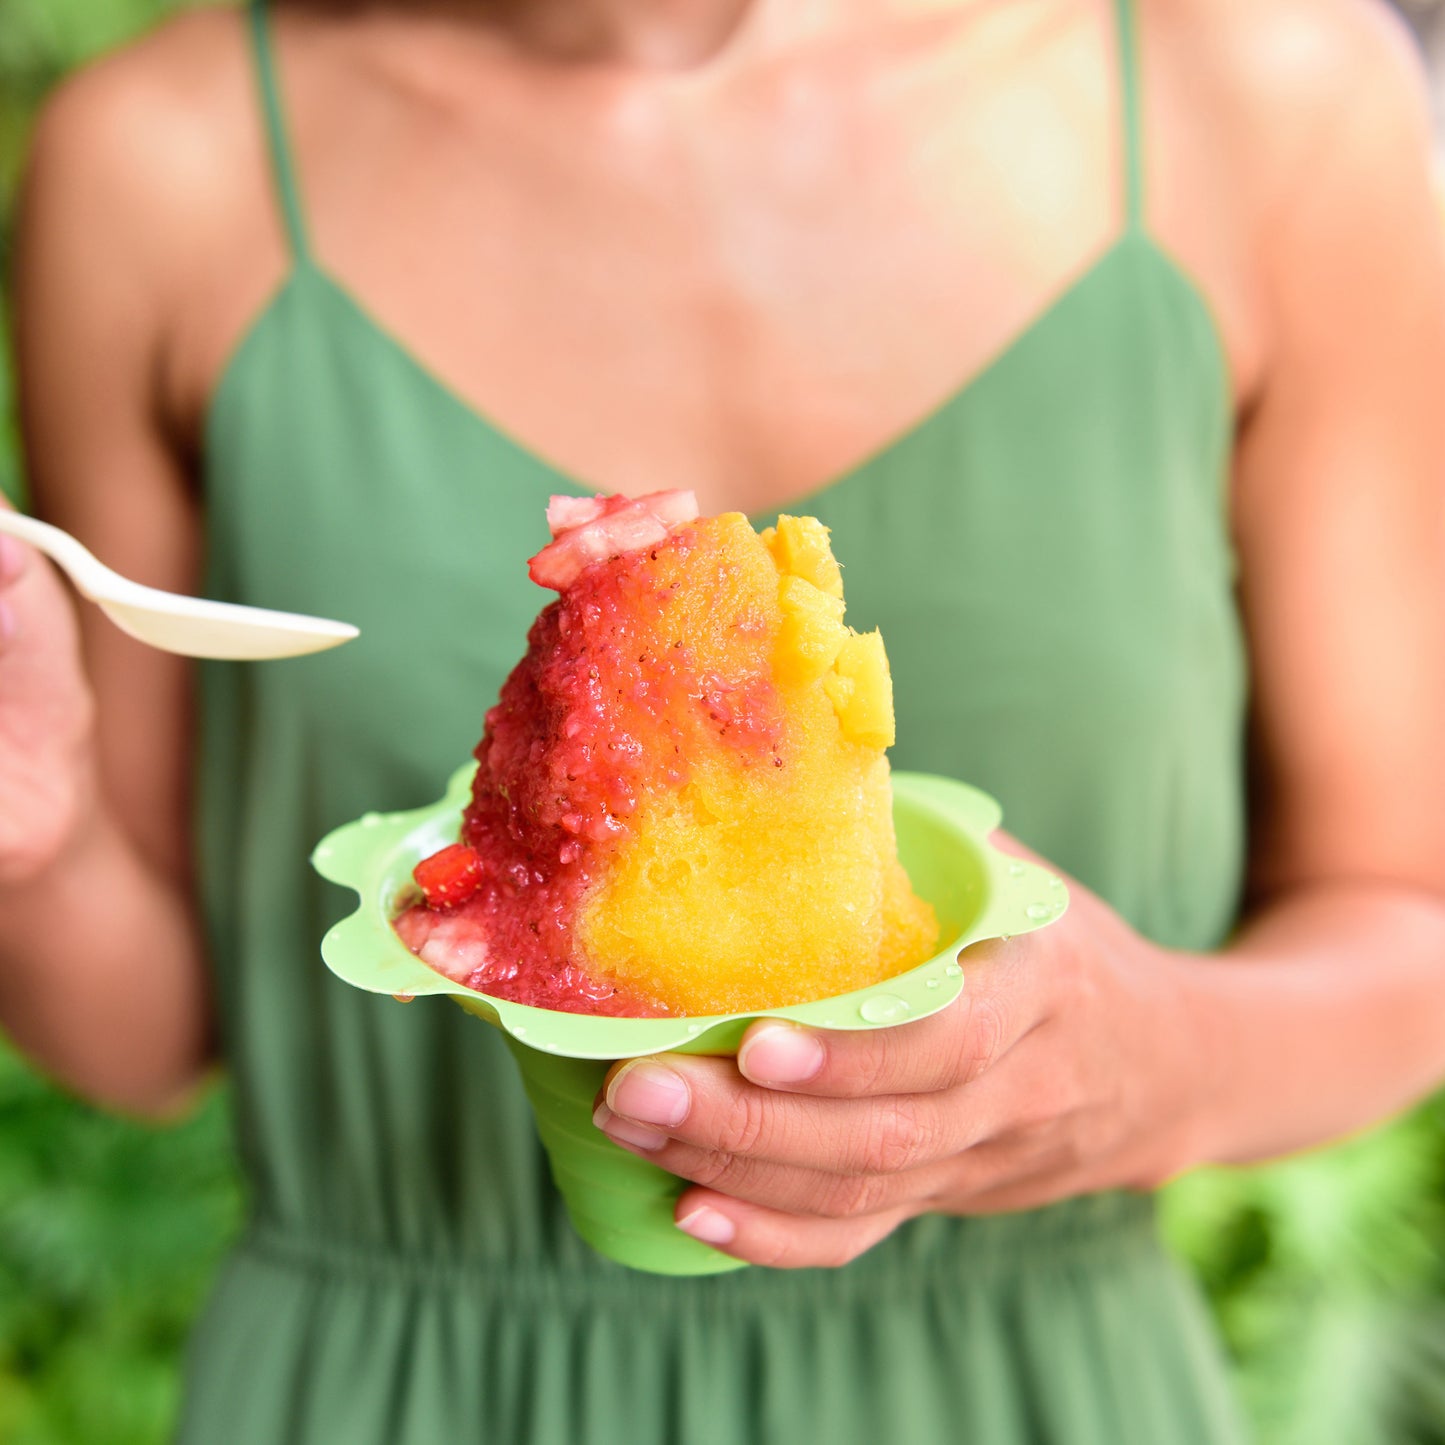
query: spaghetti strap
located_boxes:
[1112,0,1146,230]
[248,0,310,260]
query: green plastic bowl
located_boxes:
[313,767,1066,1274]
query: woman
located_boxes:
[3,0,1444,1439]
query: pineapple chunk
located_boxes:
[762,515,844,599]
[776,575,847,685]
[823,670,854,713]
[825,630,895,747]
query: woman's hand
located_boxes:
[0,500,96,887]
[593,869,1210,1268]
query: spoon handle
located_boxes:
[0,511,109,600]
[0,508,359,660]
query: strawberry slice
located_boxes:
[546,495,611,537]
[413,842,485,909]
[529,490,701,591]
[640,490,700,528]
[394,904,491,982]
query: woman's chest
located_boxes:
[184,0,1253,515]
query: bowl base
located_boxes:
[498,1032,750,1276]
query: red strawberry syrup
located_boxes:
[394,526,782,1016]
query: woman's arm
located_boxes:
[589,0,1445,1266]
[0,60,220,1116]
[1185,0,1445,1161]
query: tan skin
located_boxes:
[3,0,1445,1268]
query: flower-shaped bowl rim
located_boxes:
[312,766,1067,1060]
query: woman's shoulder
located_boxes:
[22,7,261,289]
[1146,0,1434,349]
[17,6,287,444]
[1150,0,1430,158]
[29,7,253,159]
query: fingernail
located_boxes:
[738,1024,825,1086]
[677,1205,735,1246]
[592,1101,666,1151]
[606,1060,690,1127]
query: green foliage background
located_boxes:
[2,3,1444,1442]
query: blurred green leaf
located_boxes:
[0,1038,239,1445]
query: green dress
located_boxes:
[181,2,1247,1439]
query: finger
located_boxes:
[600,1056,981,1172]
[0,600,14,653]
[594,1100,952,1215]
[0,534,30,590]
[733,952,1044,1099]
[605,1076,1086,1223]
[672,1187,912,1268]
[931,1142,1089,1216]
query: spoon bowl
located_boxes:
[0,511,358,660]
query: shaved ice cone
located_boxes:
[396,494,938,1017]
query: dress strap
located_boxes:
[1112,0,1146,231]
[248,0,311,260]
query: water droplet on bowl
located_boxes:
[823,1018,839,1028]
[686,1023,703,1035]
[1026,902,1054,922]
[926,978,940,989]
[944,963,963,978]
[361,812,382,827]
[1049,876,1064,891]
[392,992,414,1004]
[513,1025,527,1038]
[859,994,910,1024]
[1007,861,1025,878]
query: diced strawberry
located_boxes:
[591,504,671,553]
[529,491,700,591]
[528,525,616,590]
[394,903,492,982]
[640,490,700,527]
[546,494,611,537]
[413,843,485,909]
[547,491,699,540]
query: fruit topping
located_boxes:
[824,630,895,748]
[413,843,485,909]
[529,490,701,591]
[761,514,844,599]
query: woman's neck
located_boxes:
[383,0,853,71]
[484,0,769,67]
